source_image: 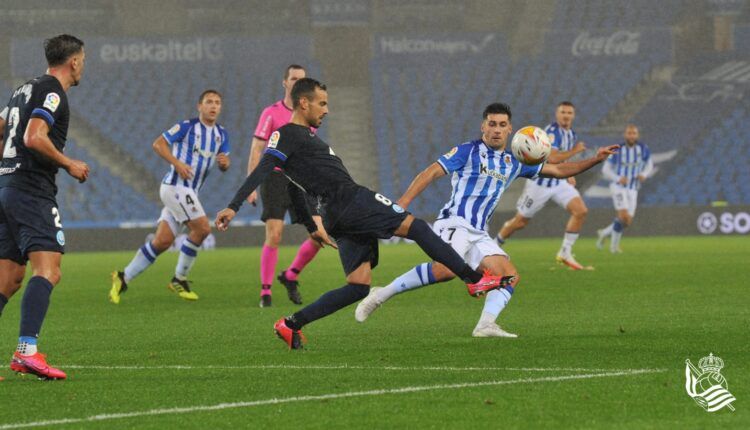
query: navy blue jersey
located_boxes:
[0,75,69,198]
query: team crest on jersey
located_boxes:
[215,134,222,146]
[548,133,556,144]
[43,93,60,112]
[268,131,280,149]
[167,124,181,135]
[443,147,458,159]
[504,154,512,164]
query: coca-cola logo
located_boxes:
[571,31,640,57]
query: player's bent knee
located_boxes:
[33,268,61,286]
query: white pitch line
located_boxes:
[59,364,667,373]
[0,369,663,429]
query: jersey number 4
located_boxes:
[2,107,20,158]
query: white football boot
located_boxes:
[355,287,383,322]
[472,322,518,338]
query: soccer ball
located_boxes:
[511,126,551,165]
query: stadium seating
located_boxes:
[550,0,686,30]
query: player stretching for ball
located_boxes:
[596,124,653,253]
[0,35,88,380]
[216,78,507,349]
[246,65,322,308]
[355,103,618,337]
[496,101,592,270]
[109,90,230,303]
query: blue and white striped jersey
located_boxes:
[161,118,230,191]
[536,122,577,188]
[437,139,543,231]
[602,142,653,190]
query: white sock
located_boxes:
[560,232,579,255]
[175,239,200,280]
[124,242,160,283]
[477,288,513,325]
[16,340,37,356]
[376,263,435,302]
[600,224,614,237]
[611,231,623,252]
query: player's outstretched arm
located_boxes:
[546,141,586,164]
[541,145,618,179]
[25,118,89,182]
[397,162,447,209]
[215,153,283,230]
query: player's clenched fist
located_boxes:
[65,158,89,183]
[217,153,230,172]
[215,208,236,231]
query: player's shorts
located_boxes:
[158,183,206,236]
[329,187,410,275]
[610,184,638,217]
[516,180,581,218]
[433,216,508,270]
[0,187,65,264]
[260,170,292,222]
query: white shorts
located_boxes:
[610,184,638,217]
[432,216,508,270]
[158,184,206,236]
[516,180,581,218]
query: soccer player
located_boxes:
[215,78,510,349]
[355,103,618,337]
[496,101,591,270]
[0,35,88,380]
[247,65,322,307]
[596,125,653,253]
[109,90,230,303]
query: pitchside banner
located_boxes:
[375,32,505,58]
[11,36,312,77]
[543,28,672,61]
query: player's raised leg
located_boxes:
[277,238,322,305]
[12,251,66,380]
[169,215,210,301]
[556,196,589,270]
[111,219,174,304]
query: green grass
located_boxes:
[0,236,748,429]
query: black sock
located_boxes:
[0,292,8,317]
[406,218,481,284]
[19,276,53,338]
[290,283,370,328]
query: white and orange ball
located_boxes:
[510,126,551,165]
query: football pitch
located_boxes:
[0,236,747,429]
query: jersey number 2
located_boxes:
[2,107,20,158]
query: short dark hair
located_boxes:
[558,101,575,109]
[44,34,84,67]
[483,103,512,121]
[198,89,222,103]
[284,64,305,80]
[291,78,327,108]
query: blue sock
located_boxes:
[613,218,624,232]
[290,283,370,328]
[0,292,7,317]
[406,218,481,284]
[19,276,53,339]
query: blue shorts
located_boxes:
[0,187,65,264]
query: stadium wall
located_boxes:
[65,206,750,252]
